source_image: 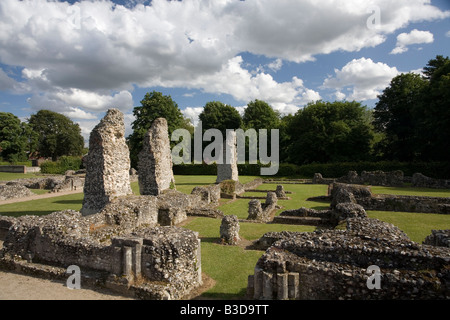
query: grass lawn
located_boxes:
[0,172,46,182]
[1,173,449,299]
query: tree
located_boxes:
[419,56,450,161]
[199,101,242,134]
[243,100,280,130]
[0,112,30,162]
[127,91,192,168]
[373,73,428,161]
[285,101,374,165]
[28,110,84,161]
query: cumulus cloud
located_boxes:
[390,29,434,54]
[0,0,448,121]
[322,58,400,101]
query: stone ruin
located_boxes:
[138,118,175,196]
[247,182,450,300]
[0,172,86,201]
[0,184,34,201]
[423,230,450,248]
[81,109,133,216]
[220,215,240,245]
[0,206,202,300]
[216,131,239,183]
[412,173,450,189]
[248,217,450,300]
[313,170,450,189]
[328,183,450,214]
[0,109,217,300]
[247,192,279,223]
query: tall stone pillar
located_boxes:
[216,131,239,183]
[138,118,175,196]
[81,109,133,216]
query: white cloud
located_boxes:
[27,89,134,114]
[390,29,434,54]
[323,58,400,101]
[446,30,450,37]
[267,59,283,72]
[62,107,98,120]
[183,107,204,126]
[0,0,448,118]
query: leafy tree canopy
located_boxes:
[128,91,192,168]
[243,100,280,130]
[199,101,242,134]
[0,112,31,162]
[285,101,374,165]
[28,110,84,161]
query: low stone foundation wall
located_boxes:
[0,192,205,300]
[248,218,450,300]
[330,183,450,214]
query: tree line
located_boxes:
[1,55,448,170]
[128,55,449,169]
[0,110,84,162]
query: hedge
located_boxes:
[40,156,83,174]
[173,161,450,179]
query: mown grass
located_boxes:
[1,173,449,299]
[0,172,46,182]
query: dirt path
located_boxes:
[0,189,83,205]
[0,270,134,300]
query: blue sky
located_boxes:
[0,0,449,141]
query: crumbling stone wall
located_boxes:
[0,202,202,300]
[423,230,450,248]
[412,173,450,189]
[0,184,34,201]
[330,183,450,214]
[81,109,133,215]
[138,118,175,196]
[248,218,450,300]
[247,192,279,222]
[220,215,240,245]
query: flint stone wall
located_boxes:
[81,109,133,215]
[412,173,450,189]
[330,183,450,214]
[0,184,34,201]
[248,218,450,300]
[220,215,240,245]
[423,230,450,248]
[247,192,278,222]
[0,206,202,300]
[138,118,175,196]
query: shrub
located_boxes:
[173,161,450,179]
[40,156,82,174]
[220,180,236,194]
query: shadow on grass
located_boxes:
[197,289,247,300]
[1,210,55,217]
[53,199,83,205]
[199,237,221,244]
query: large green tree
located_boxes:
[285,101,374,165]
[0,112,30,162]
[418,55,450,161]
[243,100,280,130]
[199,101,242,134]
[28,110,84,161]
[127,91,192,168]
[373,72,428,161]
